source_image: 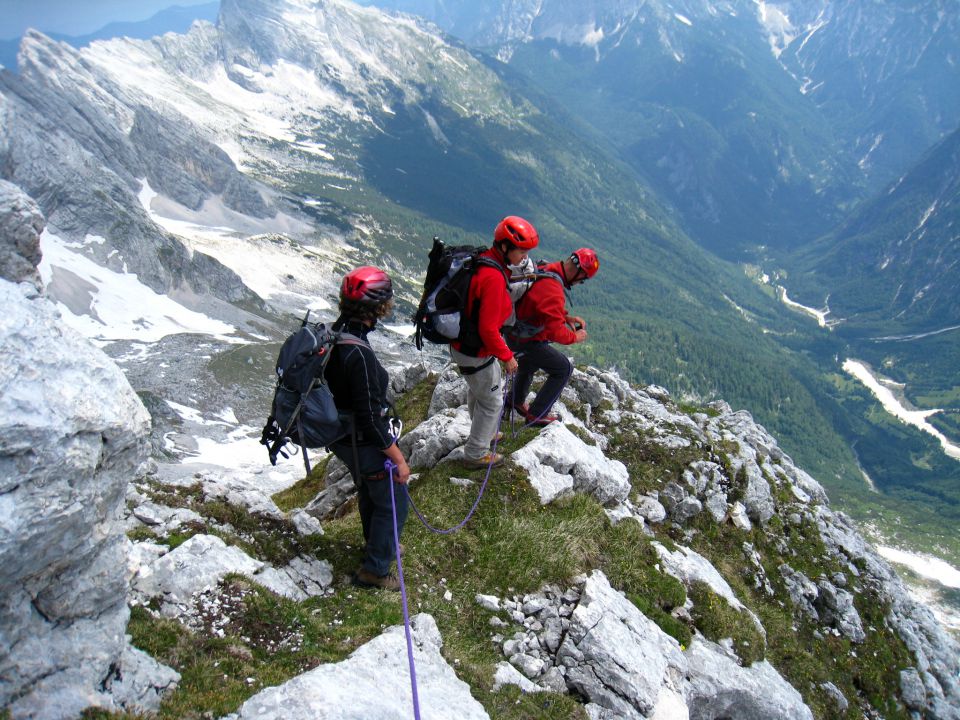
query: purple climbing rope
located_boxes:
[388,460,421,720]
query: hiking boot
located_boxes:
[524,409,559,427]
[353,568,401,591]
[463,452,504,469]
[490,431,504,446]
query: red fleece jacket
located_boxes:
[515,261,577,345]
[452,248,513,361]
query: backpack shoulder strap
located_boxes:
[534,269,564,286]
[475,256,509,285]
[515,269,571,315]
[333,331,372,349]
[306,331,372,387]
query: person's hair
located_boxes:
[339,297,394,323]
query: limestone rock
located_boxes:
[815,578,865,643]
[685,638,814,720]
[815,507,960,715]
[779,564,820,620]
[100,645,181,715]
[567,368,606,407]
[511,423,629,506]
[0,179,43,289]
[224,614,489,720]
[400,406,472,469]
[635,494,667,524]
[131,534,263,611]
[557,571,687,718]
[492,661,541,693]
[289,509,324,536]
[0,279,175,718]
[427,365,468,416]
[305,455,356,520]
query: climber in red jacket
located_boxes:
[506,248,599,426]
[450,215,539,468]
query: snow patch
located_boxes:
[755,1,795,57]
[182,426,272,468]
[137,179,335,308]
[858,133,884,170]
[37,230,236,343]
[582,26,605,47]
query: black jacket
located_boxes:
[324,318,393,449]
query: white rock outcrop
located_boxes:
[685,638,814,720]
[223,614,489,720]
[511,423,630,506]
[557,571,688,719]
[0,278,176,718]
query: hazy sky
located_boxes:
[0,1,217,39]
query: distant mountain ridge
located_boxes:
[794,125,960,334]
[0,3,220,71]
[774,0,960,191]
[356,0,960,260]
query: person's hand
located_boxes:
[573,328,588,343]
[392,458,411,485]
[504,357,519,374]
[567,315,586,331]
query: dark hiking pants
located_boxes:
[331,441,408,577]
[510,341,573,419]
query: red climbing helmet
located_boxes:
[340,266,393,305]
[570,248,599,279]
[494,215,539,250]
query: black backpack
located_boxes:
[412,237,507,353]
[260,313,369,473]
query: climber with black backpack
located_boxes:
[262,266,410,591]
[421,216,539,469]
[327,266,410,590]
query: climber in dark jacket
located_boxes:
[325,266,410,591]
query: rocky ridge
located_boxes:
[111,359,960,719]
[0,5,958,718]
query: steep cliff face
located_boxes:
[0,32,266,309]
[0,185,179,719]
[793,125,960,332]
[773,0,960,188]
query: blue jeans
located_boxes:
[510,341,573,418]
[332,441,408,576]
